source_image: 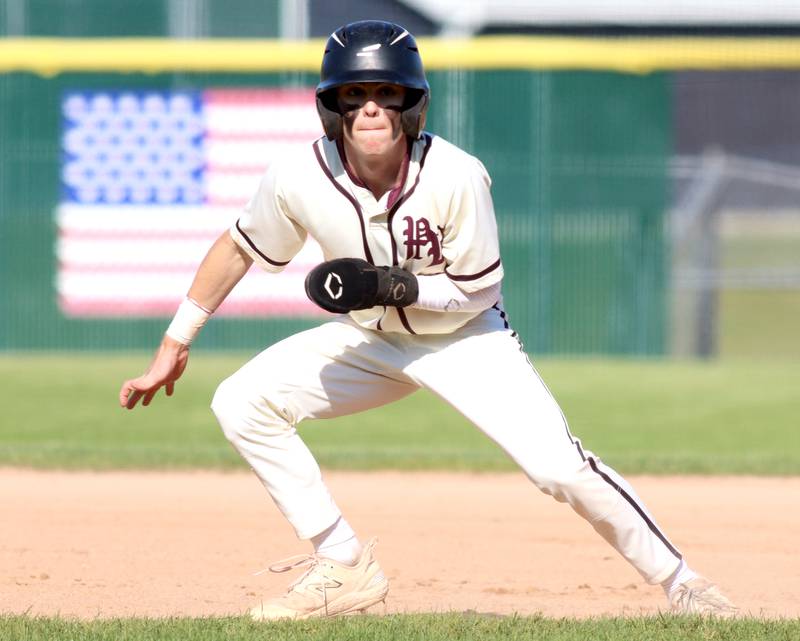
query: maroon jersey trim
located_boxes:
[234,219,291,267]
[446,257,502,282]
[387,133,434,268]
[335,138,367,188]
[386,138,413,209]
[396,307,416,335]
[312,139,374,265]
[385,134,433,336]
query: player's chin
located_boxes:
[354,131,396,154]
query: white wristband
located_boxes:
[165,297,213,345]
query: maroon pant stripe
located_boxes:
[587,457,682,561]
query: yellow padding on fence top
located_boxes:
[2,36,800,76]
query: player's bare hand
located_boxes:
[119,336,190,409]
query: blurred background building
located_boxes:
[1,1,798,358]
[5,1,800,38]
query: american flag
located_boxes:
[56,88,325,317]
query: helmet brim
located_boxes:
[316,69,429,96]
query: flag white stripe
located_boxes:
[204,105,321,136]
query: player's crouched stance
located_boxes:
[119,20,738,620]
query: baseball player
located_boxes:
[119,20,737,620]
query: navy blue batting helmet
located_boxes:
[316,20,430,140]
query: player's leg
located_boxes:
[210,318,416,619]
[405,307,683,586]
[211,317,417,541]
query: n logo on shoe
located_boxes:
[312,578,343,594]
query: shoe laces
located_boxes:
[255,553,335,616]
[673,581,735,614]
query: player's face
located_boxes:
[336,83,406,157]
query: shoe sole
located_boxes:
[252,581,389,621]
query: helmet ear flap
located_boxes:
[401,91,429,139]
[316,96,342,141]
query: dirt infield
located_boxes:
[4,469,798,619]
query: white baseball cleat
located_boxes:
[669,576,739,617]
[250,537,389,621]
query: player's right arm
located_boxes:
[118,231,253,410]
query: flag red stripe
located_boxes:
[58,263,313,275]
[203,88,315,105]
[60,297,325,317]
[205,132,319,142]
[59,229,222,241]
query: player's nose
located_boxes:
[362,99,380,116]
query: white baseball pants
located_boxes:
[211,306,682,584]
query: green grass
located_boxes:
[716,221,800,359]
[719,290,800,359]
[723,235,800,271]
[2,614,799,641]
[1,353,798,474]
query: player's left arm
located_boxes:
[303,258,501,314]
[437,155,504,293]
[403,153,503,312]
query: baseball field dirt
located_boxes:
[4,469,798,619]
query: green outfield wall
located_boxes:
[12,34,797,356]
[0,62,669,354]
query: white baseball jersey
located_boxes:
[230,134,504,335]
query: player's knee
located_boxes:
[211,376,292,443]
[210,377,245,442]
[528,466,585,503]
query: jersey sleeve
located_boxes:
[441,156,504,293]
[229,164,307,273]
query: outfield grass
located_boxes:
[719,289,800,359]
[1,354,798,474]
[2,614,799,641]
[717,223,800,360]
